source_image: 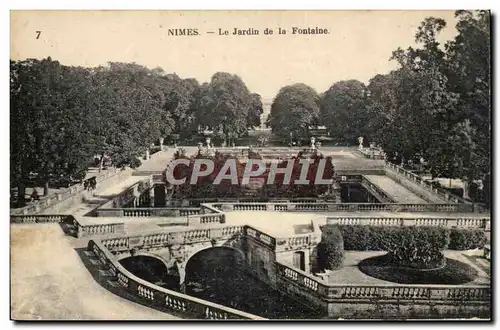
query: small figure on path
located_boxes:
[30,189,39,202]
[90,177,97,191]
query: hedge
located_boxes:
[338,225,486,251]
[317,225,344,271]
[448,228,486,250]
[338,225,449,268]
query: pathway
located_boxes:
[10,224,180,320]
[65,175,149,219]
[364,175,428,203]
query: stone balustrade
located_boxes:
[206,202,481,213]
[384,161,486,212]
[275,233,319,252]
[244,226,276,248]
[276,262,490,304]
[110,177,153,208]
[102,225,245,252]
[88,240,263,320]
[200,203,223,214]
[326,216,490,229]
[187,213,226,225]
[360,176,395,203]
[11,168,124,216]
[355,148,386,160]
[97,207,201,218]
[72,217,126,238]
[10,214,69,224]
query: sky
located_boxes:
[11,10,459,100]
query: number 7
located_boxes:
[36,31,41,39]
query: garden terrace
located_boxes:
[80,214,489,319]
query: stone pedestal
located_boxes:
[145,149,150,160]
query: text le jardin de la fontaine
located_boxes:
[167,27,329,36]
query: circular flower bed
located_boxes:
[358,253,478,285]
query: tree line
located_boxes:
[10,61,263,205]
[267,11,490,202]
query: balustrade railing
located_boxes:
[276,262,490,303]
[200,203,224,214]
[275,233,318,251]
[101,225,245,252]
[97,207,201,218]
[10,214,69,224]
[188,213,226,225]
[355,148,386,160]
[245,226,276,248]
[72,217,125,238]
[360,176,395,203]
[326,216,490,229]
[11,168,124,216]
[88,240,263,319]
[384,161,486,211]
[206,202,481,213]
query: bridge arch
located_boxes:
[118,253,180,290]
[183,245,246,289]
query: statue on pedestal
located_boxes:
[358,136,364,150]
[206,137,211,149]
[310,137,316,150]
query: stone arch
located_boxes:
[118,253,180,291]
[185,244,246,268]
[181,245,246,291]
[119,252,172,270]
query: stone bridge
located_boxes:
[99,214,323,293]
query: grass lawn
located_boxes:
[358,253,478,285]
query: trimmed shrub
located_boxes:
[381,226,449,268]
[129,157,142,169]
[449,228,486,250]
[336,225,450,269]
[317,225,344,271]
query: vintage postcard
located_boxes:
[10,10,491,321]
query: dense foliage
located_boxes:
[317,225,345,271]
[338,224,485,253]
[267,83,320,141]
[333,225,450,268]
[10,59,261,205]
[266,11,490,203]
[448,228,486,250]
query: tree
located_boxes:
[442,10,491,198]
[197,72,253,145]
[367,17,459,169]
[10,58,94,200]
[320,80,370,144]
[268,83,320,141]
[88,62,170,169]
[247,93,263,128]
[317,225,344,271]
[157,74,199,139]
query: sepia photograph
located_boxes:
[9,9,491,321]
